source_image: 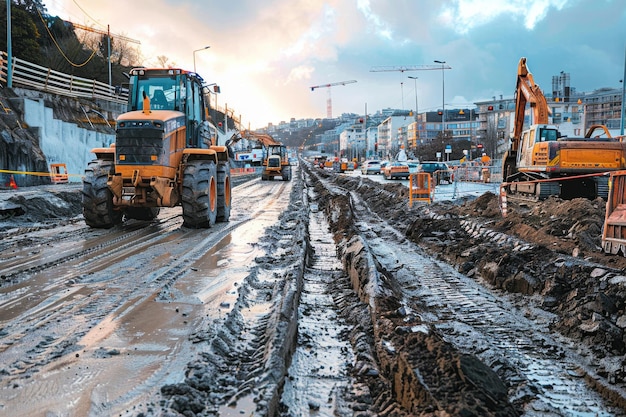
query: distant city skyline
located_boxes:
[45,0,626,129]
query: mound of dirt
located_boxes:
[326,173,626,394]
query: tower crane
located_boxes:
[369,64,451,72]
[310,80,357,119]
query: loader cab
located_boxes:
[127,68,211,148]
[518,124,561,167]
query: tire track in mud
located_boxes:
[278,178,358,416]
[0,178,291,416]
[339,172,624,415]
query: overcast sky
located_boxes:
[45,0,626,129]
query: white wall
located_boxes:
[22,98,115,182]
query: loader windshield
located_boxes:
[136,79,177,111]
[129,70,185,112]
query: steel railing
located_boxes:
[0,51,128,104]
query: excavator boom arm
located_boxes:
[512,58,550,151]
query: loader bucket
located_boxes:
[602,170,626,255]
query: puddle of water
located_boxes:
[217,393,257,416]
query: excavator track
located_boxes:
[504,178,561,204]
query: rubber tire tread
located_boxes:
[216,161,231,222]
[82,159,122,228]
[182,160,217,228]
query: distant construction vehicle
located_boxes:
[237,131,292,181]
[262,144,291,181]
[82,68,231,228]
[502,57,626,201]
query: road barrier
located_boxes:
[409,173,433,206]
[452,164,502,184]
[50,163,69,184]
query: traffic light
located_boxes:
[487,105,494,111]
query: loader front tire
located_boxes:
[82,159,122,228]
[182,159,218,228]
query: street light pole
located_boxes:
[408,76,418,121]
[621,45,626,136]
[193,46,210,73]
[434,60,446,138]
[408,76,419,151]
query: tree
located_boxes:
[156,55,170,67]
[0,2,42,63]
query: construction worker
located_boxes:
[480,153,491,183]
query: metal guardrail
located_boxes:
[0,51,127,104]
[452,164,502,184]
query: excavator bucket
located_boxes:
[602,170,626,255]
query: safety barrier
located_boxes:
[408,173,433,206]
[50,163,69,184]
[452,164,502,184]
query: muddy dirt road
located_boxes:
[1,163,626,416]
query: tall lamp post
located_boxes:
[434,60,446,138]
[408,76,419,152]
[193,45,210,73]
[408,76,418,121]
[621,45,626,136]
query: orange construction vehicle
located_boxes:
[261,144,291,181]
[236,130,292,181]
[502,57,626,201]
[82,68,231,228]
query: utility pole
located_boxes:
[621,44,626,136]
[70,22,141,88]
[434,60,447,138]
[6,0,12,88]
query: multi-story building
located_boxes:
[583,88,624,132]
[377,114,413,159]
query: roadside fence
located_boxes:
[0,51,128,104]
[452,162,502,184]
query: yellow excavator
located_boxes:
[502,57,626,201]
[238,130,292,181]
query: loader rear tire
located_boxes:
[182,160,218,228]
[82,159,122,228]
[216,161,231,222]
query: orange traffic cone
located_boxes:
[8,175,18,189]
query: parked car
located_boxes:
[417,161,451,184]
[406,160,420,174]
[361,160,382,175]
[383,162,410,180]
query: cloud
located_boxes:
[44,0,626,129]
